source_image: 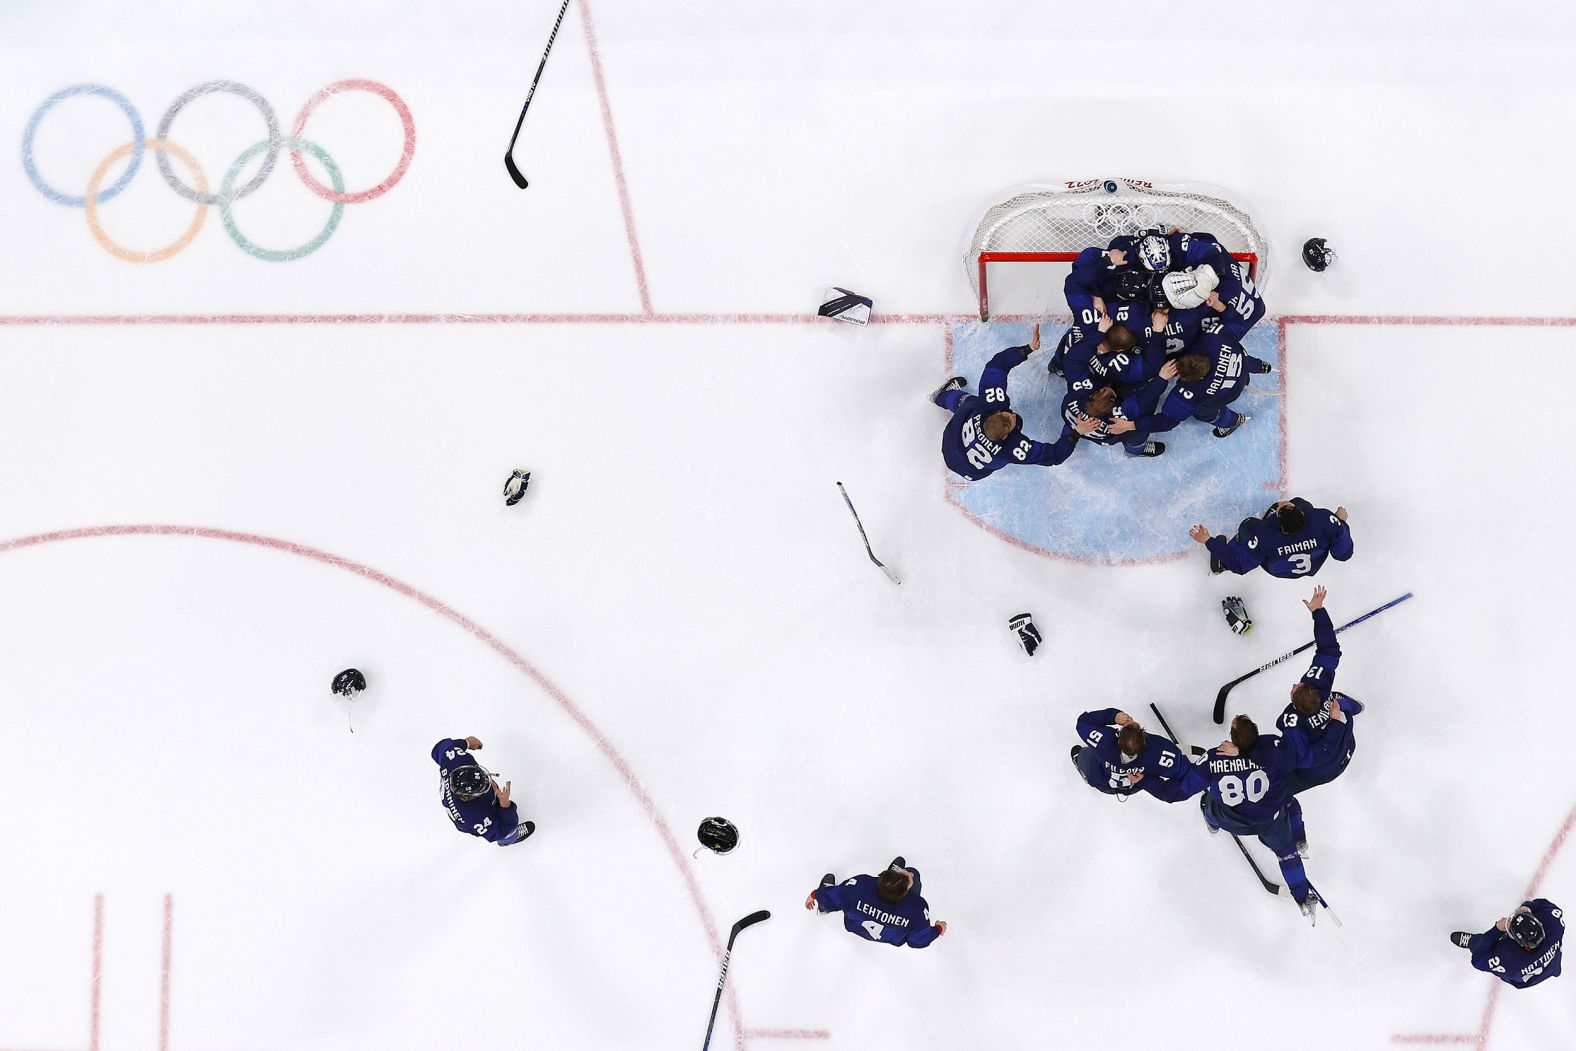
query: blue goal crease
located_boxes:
[943,321,1283,564]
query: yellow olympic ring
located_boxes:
[84,139,208,263]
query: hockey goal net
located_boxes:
[965,178,1269,320]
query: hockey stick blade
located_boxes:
[836,482,901,584]
[1212,592,1413,724]
[504,153,528,189]
[728,909,771,945]
[1148,703,1284,897]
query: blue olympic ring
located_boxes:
[23,84,145,206]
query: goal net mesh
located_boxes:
[965,178,1269,320]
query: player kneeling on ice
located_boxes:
[1201,715,1325,922]
[805,857,946,948]
[1129,330,1270,441]
[1274,586,1365,794]
[1452,900,1564,989]
[1190,498,1352,578]
[432,736,536,846]
[932,323,1100,481]
[1071,709,1205,801]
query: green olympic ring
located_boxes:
[219,137,344,262]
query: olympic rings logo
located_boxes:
[22,79,416,263]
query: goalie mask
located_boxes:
[1160,266,1221,310]
[1508,911,1546,951]
[1136,233,1171,272]
[449,765,494,801]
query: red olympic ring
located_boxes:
[290,79,416,204]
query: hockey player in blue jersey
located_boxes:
[1053,318,1154,389]
[805,857,947,948]
[1071,709,1205,802]
[1063,243,1132,328]
[432,737,535,846]
[1272,587,1365,793]
[1190,498,1353,578]
[1061,379,1169,458]
[1128,331,1270,441]
[933,323,1101,481]
[1204,263,1264,342]
[1200,714,1323,921]
[1452,900,1565,989]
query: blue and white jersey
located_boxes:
[1469,900,1565,989]
[431,739,521,844]
[816,870,944,948]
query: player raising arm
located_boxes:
[932,323,1101,480]
[1274,587,1366,793]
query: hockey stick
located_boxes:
[1149,703,1285,898]
[701,910,771,1051]
[1153,704,1343,924]
[1212,592,1413,724]
[504,0,573,189]
[836,482,901,584]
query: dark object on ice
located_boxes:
[697,816,740,854]
[1222,596,1254,635]
[1302,237,1336,272]
[818,287,872,325]
[1009,613,1042,656]
[331,668,366,696]
[504,469,532,506]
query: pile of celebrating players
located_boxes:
[934,228,1268,480]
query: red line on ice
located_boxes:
[744,1028,832,1041]
[0,525,815,1050]
[91,894,103,1051]
[159,895,172,1051]
[1390,801,1576,1049]
[580,0,652,316]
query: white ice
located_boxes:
[2,2,1575,1049]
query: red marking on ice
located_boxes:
[159,895,172,1051]
[0,526,819,1050]
[1275,316,1289,499]
[1390,801,1576,1049]
[744,1028,832,1042]
[1283,314,1576,328]
[580,0,651,316]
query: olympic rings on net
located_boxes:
[221,138,344,263]
[21,80,414,263]
[85,139,208,263]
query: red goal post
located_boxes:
[965,179,1269,321]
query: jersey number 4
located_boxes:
[861,920,885,940]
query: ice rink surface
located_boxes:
[2,2,1575,1049]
